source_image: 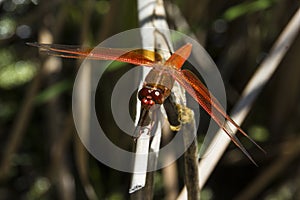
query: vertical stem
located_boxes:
[130,0,157,196]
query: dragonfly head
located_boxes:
[138,86,164,109]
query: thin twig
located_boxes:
[49,113,75,200]
[182,117,199,200]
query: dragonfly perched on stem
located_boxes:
[27,42,265,165]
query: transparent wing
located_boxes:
[164,43,192,69]
[27,43,163,67]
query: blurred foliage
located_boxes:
[34,80,72,105]
[25,177,51,200]
[248,124,270,142]
[0,0,299,199]
[222,0,275,21]
[0,60,37,89]
[0,17,16,40]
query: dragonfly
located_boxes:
[27,42,265,164]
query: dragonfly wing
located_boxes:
[165,43,192,69]
[171,69,264,164]
[181,69,265,152]
[27,43,162,67]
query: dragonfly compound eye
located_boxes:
[151,89,163,104]
[138,88,151,101]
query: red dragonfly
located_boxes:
[27,42,265,164]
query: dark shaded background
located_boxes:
[0,0,299,199]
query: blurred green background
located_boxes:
[0,0,299,199]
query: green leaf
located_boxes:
[223,0,275,21]
[35,80,72,105]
